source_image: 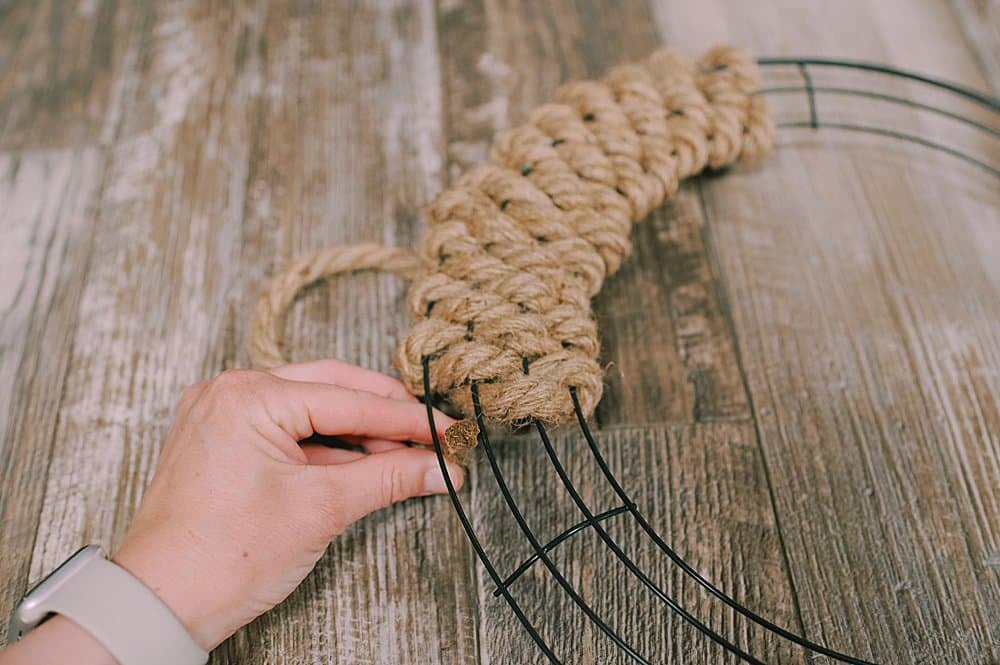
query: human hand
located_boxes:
[111,359,464,651]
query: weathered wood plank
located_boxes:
[653,0,1000,660]
[238,3,479,662]
[19,2,478,664]
[598,196,752,425]
[0,0,123,150]
[703,150,999,663]
[0,148,104,629]
[0,0,142,635]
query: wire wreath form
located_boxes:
[250,54,998,664]
[420,59,998,665]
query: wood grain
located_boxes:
[1,0,997,663]
[0,0,122,150]
[948,0,999,93]
[654,1,1000,660]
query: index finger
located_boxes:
[264,376,456,445]
[267,358,417,402]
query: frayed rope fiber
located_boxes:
[250,45,774,451]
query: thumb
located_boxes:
[317,448,465,528]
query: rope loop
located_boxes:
[249,243,423,369]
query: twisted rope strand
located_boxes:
[249,45,773,427]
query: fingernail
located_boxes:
[423,464,461,495]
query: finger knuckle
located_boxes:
[207,368,262,400]
[379,464,409,507]
[179,380,208,406]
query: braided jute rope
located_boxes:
[250,45,773,454]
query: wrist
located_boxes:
[112,536,238,651]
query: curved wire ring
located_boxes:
[424,58,999,665]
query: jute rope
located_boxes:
[250,243,424,368]
[250,46,773,453]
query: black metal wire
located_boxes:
[755,57,1000,110]
[754,59,999,176]
[533,417,767,665]
[568,389,876,665]
[774,122,999,177]
[422,357,562,664]
[796,63,819,128]
[469,380,648,664]
[495,505,632,595]
[757,86,1000,136]
[424,58,998,664]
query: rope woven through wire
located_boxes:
[249,45,774,454]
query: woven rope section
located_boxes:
[250,45,774,427]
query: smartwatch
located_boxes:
[6,544,208,665]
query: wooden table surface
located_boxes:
[2,1,998,663]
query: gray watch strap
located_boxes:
[15,546,208,665]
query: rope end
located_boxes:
[443,419,480,464]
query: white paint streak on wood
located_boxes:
[379,0,445,208]
[77,0,98,17]
[151,11,208,129]
[0,148,101,471]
